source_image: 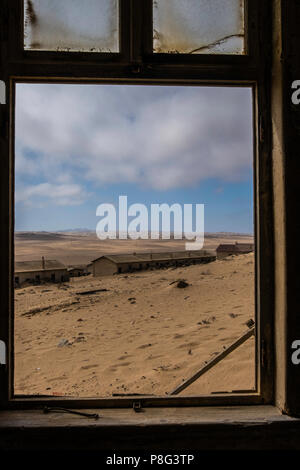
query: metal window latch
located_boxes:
[132,401,143,413]
[43,406,100,419]
[130,63,142,74]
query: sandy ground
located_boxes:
[14,231,254,265]
[14,238,255,397]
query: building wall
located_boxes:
[86,265,93,274]
[69,269,84,277]
[93,259,118,276]
[92,256,216,276]
[15,269,69,285]
[217,250,253,260]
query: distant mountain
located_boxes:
[15,232,68,241]
[58,228,94,233]
[15,230,253,240]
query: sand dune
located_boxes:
[14,247,255,397]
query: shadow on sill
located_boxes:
[0,405,300,450]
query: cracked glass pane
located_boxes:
[24,0,119,52]
[153,0,245,54]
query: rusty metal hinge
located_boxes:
[133,400,143,412]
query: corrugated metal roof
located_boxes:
[92,250,215,265]
[216,244,236,252]
[217,243,254,253]
[15,259,66,273]
[67,265,86,271]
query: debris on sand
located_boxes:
[75,288,109,296]
[201,270,211,275]
[198,316,216,325]
[169,279,190,289]
[229,313,239,318]
[58,284,70,290]
[246,318,255,329]
[58,339,70,347]
[74,336,86,343]
[21,299,80,317]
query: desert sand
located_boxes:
[14,233,255,398]
[14,231,254,265]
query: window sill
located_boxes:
[0,405,300,450]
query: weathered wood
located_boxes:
[170,327,255,396]
[1,406,300,451]
[9,392,263,409]
[0,405,287,427]
[75,288,109,296]
[274,0,300,418]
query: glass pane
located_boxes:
[153,0,245,54]
[24,0,119,52]
[14,84,255,398]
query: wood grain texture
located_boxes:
[0,406,300,450]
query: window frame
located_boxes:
[0,0,274,410]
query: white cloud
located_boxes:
[15,84,253,203]
[16,182,88,207]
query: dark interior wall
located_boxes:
[272,0,300,416]
[282,1,300,417]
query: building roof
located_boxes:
[91,250,215,265]
[216,244,236,252]
[67,265,86,272]
[217,242,254,253]
[15,259,66,273]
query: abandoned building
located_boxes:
[90,251,216,277]
[14,257,69,286]
[67,265,88,277]
[86,263,93,274]
[216,242,254,259]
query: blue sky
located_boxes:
[15,84,254,234]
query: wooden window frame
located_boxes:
[0,0,275,410]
